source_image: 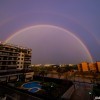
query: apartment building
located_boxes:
[0,42,31,70]
[78,62,100,72]
[0,42,33,82]
[78,62,89,72]
[77,63,83,71]
[89,63,97,72]
[82,62,89,71]
[96,61,100,72]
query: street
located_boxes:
[70,82,93,100]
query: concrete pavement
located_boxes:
[70,83,92,100]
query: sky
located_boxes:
[0,0,100,64]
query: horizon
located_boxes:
[0,1,100,64]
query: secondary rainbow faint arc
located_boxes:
[5,24,93,62]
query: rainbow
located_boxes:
[5,25,93,62]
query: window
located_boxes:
[21,58,23,60]
[17,66,19,68]
[22,55,24,57]
[18,58,20,60]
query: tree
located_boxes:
[19,73,25,82]
[38,67,48,82]
[56,67,65,79]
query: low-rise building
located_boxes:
[78,62,89,72]
[96,61,100,72]
[89,63,97,72]
[77,63,82,71]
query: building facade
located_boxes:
[78,61,100,72]
[81,62,89,71]
[96,61,100,72]
[89,63,97,72]
[78,62,89,72]
[0,42,32,70]
[0,42,33,82]
[77,63,83,71]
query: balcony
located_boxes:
[0,69,23,76]
[0,65,17,67]
[10,54,18,57]
[0,59,17,61]
[24,54,31,58]
[24,62,31,65]
[0,53,9,56]
[24,59,31,61]
[0,49,19,54]
[0,54,18,57]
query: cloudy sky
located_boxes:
[0,0,100,64]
